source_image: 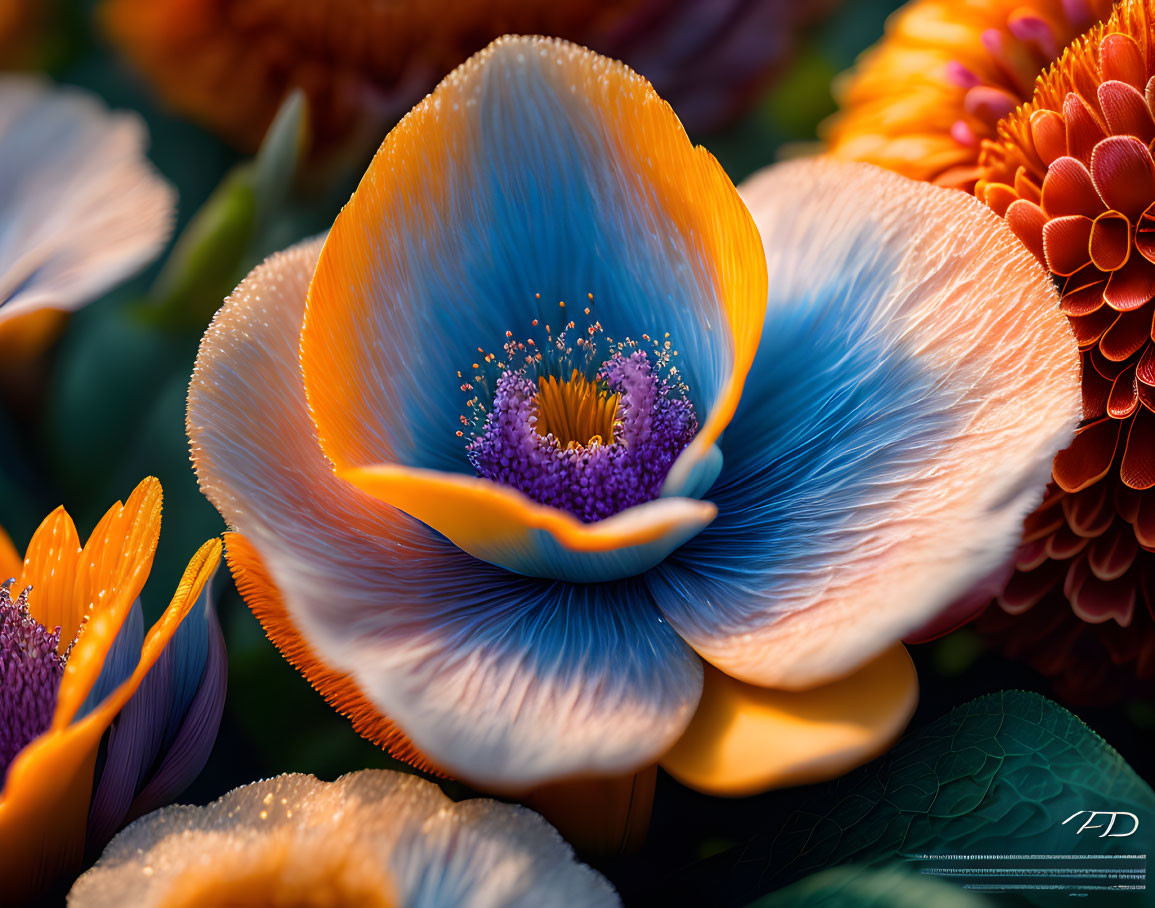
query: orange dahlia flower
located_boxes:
[827,0,1114,188]
[100,0,827,156]
[971,0,1155,692]
[0,0,45,70]
[0,480,223,903]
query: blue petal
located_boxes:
[86,575,224,848]
[647,159,1080,690]
[77,598,143,720]
[190,238,704,786]
[128,601,226,820]
[301,37,762,479]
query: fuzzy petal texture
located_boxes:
[189,238,703,788]
[299,36,765,578]
[0,77,174,323]
[69,771,618,908]
[648,158,1082,689]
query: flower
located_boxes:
[0,76,174,360]
[188,37,1081,794]
[825,0,1115,189]
[100,0,829,156]
[968,0,1155,694]
[0,479,224,903]
[68,770,618,907]
[0,0,45,70]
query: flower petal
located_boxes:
[393,798,619,907]
[649,158,1081,689]
[661,643,917,796]
[189,239,702,787]
[18,504,83,648]
[125,599,226,820]
[1042,213,1093,276]
[1040,156,1103,218]
[70,771,618,908]
[87,562,225,846]
[340,464,715,583]
[0,538,220,902]
[53,478,163,728]
[299,36,765,511]
[0,76,174,323]
[224,531,438,774]
[0,524,19,581]
[1090,134,1155,218]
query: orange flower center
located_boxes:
[534,370,620,449]
[160,834,395,908]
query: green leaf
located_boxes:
[145,90,308,332]
[251,89,308,227]
[702,691,1154,907]
[146,168,257,331]
[749,864,994,908]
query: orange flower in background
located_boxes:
[101,0,831,156]
[826,0,1114,188]
[0,0,44,70]
[0,480,223,904]
[970,0,1155,696]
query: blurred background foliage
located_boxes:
[2,1,1153,905]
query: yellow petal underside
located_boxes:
[661,644,918,797]
[0,537,221,902]
[339,463,716,581]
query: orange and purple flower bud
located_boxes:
[0,480,225,904]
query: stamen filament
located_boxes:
[534,370,620,448]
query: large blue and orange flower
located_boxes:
[188,37,1082,793]
[70,770,617,907]
[0,479,224,903]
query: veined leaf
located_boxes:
[703,691,1153,907]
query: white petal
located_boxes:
[0,76,174,323]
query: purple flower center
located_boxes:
[467,347,698,522]
[1,581,65,776]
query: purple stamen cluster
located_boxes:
[467,349,697,522]
[0,581,65,775]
